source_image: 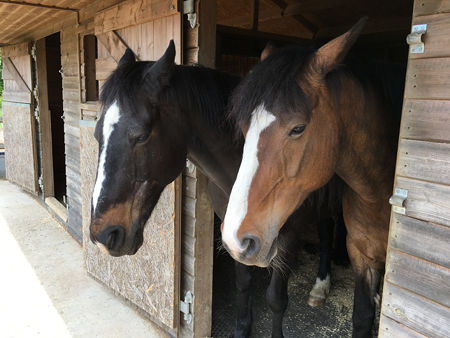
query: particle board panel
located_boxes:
[396,138,450,185]
[385,248,450,308]
[389,213,450,270]
[80,125,181,334]
[379,315,427,338]
[396,176,450,227]
[382,282,450,337]
[401,99,450,142]
[2,103,38,193]
[405,58,450,99]
[411,13,450,59]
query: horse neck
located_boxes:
[335,76,400,204]
[170,66,242,197]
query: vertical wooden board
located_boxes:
[140,20,155,61]
[410,13,450,59]
[2,103,38,193]
[382,282,450,337]
[400,99,450,142]
[153,13,181,64]
[396,138,450,185]
[115,24,142,59]
[385,249,450,308]
[389,213,450,269]
[396,175,450,227]
[81,125,180,332]
[405,58,450,99]
[379,315,427,338]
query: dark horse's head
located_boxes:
[90,41,186,256]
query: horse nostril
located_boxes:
[97,225,125,252]
[240,234,261,260]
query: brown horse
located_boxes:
[222,17,405,337]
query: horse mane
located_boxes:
[100,61,241,134]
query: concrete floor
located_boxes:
[0,179,168,338]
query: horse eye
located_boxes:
[136,133,150,144]
[289,125,306,137]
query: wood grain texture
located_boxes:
[405,58,450,99]
[414,0,450,17]
[379,315,427,338]
[2,103,38,193]
[81,126,180,333]
[1,42,31,57]
[401,99,450,142]
[396,138,450,185]
[396,176,450,227]
[385,248,450,308]
[382,282,450,337]
[411,13,450,59]
[389,213,450,269]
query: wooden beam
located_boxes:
[270,0,318,34]
[0,1,79,12]
[96,30,140,63]
[250,0,259,32]
[3,57,31,93]
[1,42,31,57]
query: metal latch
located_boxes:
[183,0,197,28]
[389,188,408,215]
[180,291,193,324]
[407,24,427,54]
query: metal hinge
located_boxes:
[180,291,193,324]
[183,0,197,28]
[34,107,40,123]
[407,24,427,54]
[38,175,44,191]
[31,43,37,61]
[389,188,408,215]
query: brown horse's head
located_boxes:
[222,18,367,267]
[90,41,187,256]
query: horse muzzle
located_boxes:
[90,224,144,256]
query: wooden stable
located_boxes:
[1,0,450,337]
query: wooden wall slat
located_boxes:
[389,213,450,269]
[397,176,450,227]
[414,0,450,17]
[411,13,450,59]
[382,282,450,337]
[1,42,31,58]
[405,58,450,99]
[95,57,117,80]
[379,315,427,338]
[401,99,450,142]
[183,195,196,219]
[396,138,450,185]
[386,249,450,308]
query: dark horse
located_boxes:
[222,17,405,337]
[89,41,345,337]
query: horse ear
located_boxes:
[144,40,176,101]
[311,16,367,77]
[118,48,136,67]
[261,42,277,61]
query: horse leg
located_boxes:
[348,239,383,338]
[307,217,334,307]
[229,261,253,338]
[333,212,350,267]
[266,226,298,338]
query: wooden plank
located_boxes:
[401,99,450,142]
[1,42,31,57]
[182,232,196,257]
[414,0,450,17]
[2,91,32,104]
[67,184,83,208]
[94,0,178,35]
[183,175,196,198]
[379,315,427,338]
[64,123,80,138]
[36,38,55,198]
[97,30,137,63]
[95,57,117,80]
[182,252,195,276]
[65,134,80,151]
[386,248,450,308]
[396,176,450,227]
[382,282,450,337]
[65,144,81,162]
[390,213,450,270]
[405,58,450,99]
[396,138,450,185]
[197,0,216,67]
[3,57,31,93]
[63,88,80,102]
[411,13,450,59]
[66,166,82,187]
[183,195,196,219]
[66,154,81,173]
[182,214,196,238]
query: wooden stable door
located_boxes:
[81,1,183,337]
[1,42,38,194]
[379,1,450,337]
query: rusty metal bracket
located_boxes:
[407,24,427,54]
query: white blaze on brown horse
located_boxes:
[223,16,405,337]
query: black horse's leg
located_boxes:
[230,261,253,338]
[333,213,350,267]
[307,217,334,307]
[348,239,382,338]
[266,225,298,338]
